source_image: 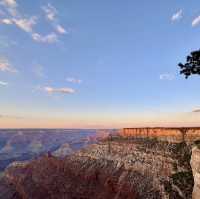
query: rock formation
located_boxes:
[0,135,195,199]
[52,143,73,158]
[191,146,200,199]
[122,128,200,142]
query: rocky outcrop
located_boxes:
[191,146,200,199]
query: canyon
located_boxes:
[0,128,199,199]
[0,129,114,172]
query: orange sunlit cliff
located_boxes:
[120,127,200,142]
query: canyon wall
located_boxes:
[1,137,195,199]
[191,146,200,199]
[1,128,200,199]
[121,128,200,142]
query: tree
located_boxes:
[178,49,200,78]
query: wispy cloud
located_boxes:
[1,17,37,32]
[42,3,67,35]
[1,18,12,24]
[192,16,200,27]
[159,73,175,81]
[0,81,8,86]
[42,3,57,21]
[1,1,59,44]
[32,32,58,43]
[0,58,17,73]
[192,108,200,113]
[1,0,37,35]
[56,25,67,34]
[171,9,183,22]
[0,0,18,17]
[12,17,37,32]
[66,77,82,84]
[43,86,75,94]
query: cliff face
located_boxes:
[191,146,200,199]
[122,128,200,142]
[77,138,193,198]
[0,137,194,199]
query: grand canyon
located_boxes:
[0,128,199,199]
[0,0,200,198]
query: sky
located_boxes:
[0,0,200,128]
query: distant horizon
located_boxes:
[1,126,200,130]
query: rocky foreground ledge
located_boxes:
[0,137,198,199]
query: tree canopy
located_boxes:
[178,49,200,78]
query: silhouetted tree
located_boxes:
[178,49,200,78]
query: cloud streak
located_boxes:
[32,32,58,43]
[192,108,200,113]
[0,58,17,73]
[1,18,12,24]
[0,81,8,86]
[12,16,37,33]
[1,17,37,33]
[43,86,75,94]
[56,25,67,34]
[192,16,200,27]
[66,77,82,84]
[171,9,183,22]
[42,3,57,21]
[42,3,67,35]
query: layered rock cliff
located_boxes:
[122,128,200,142]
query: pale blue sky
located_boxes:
[0,0,200,128]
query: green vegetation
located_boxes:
[170,142,192,170]
[164,142,193,198]
[164,171,194,199]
